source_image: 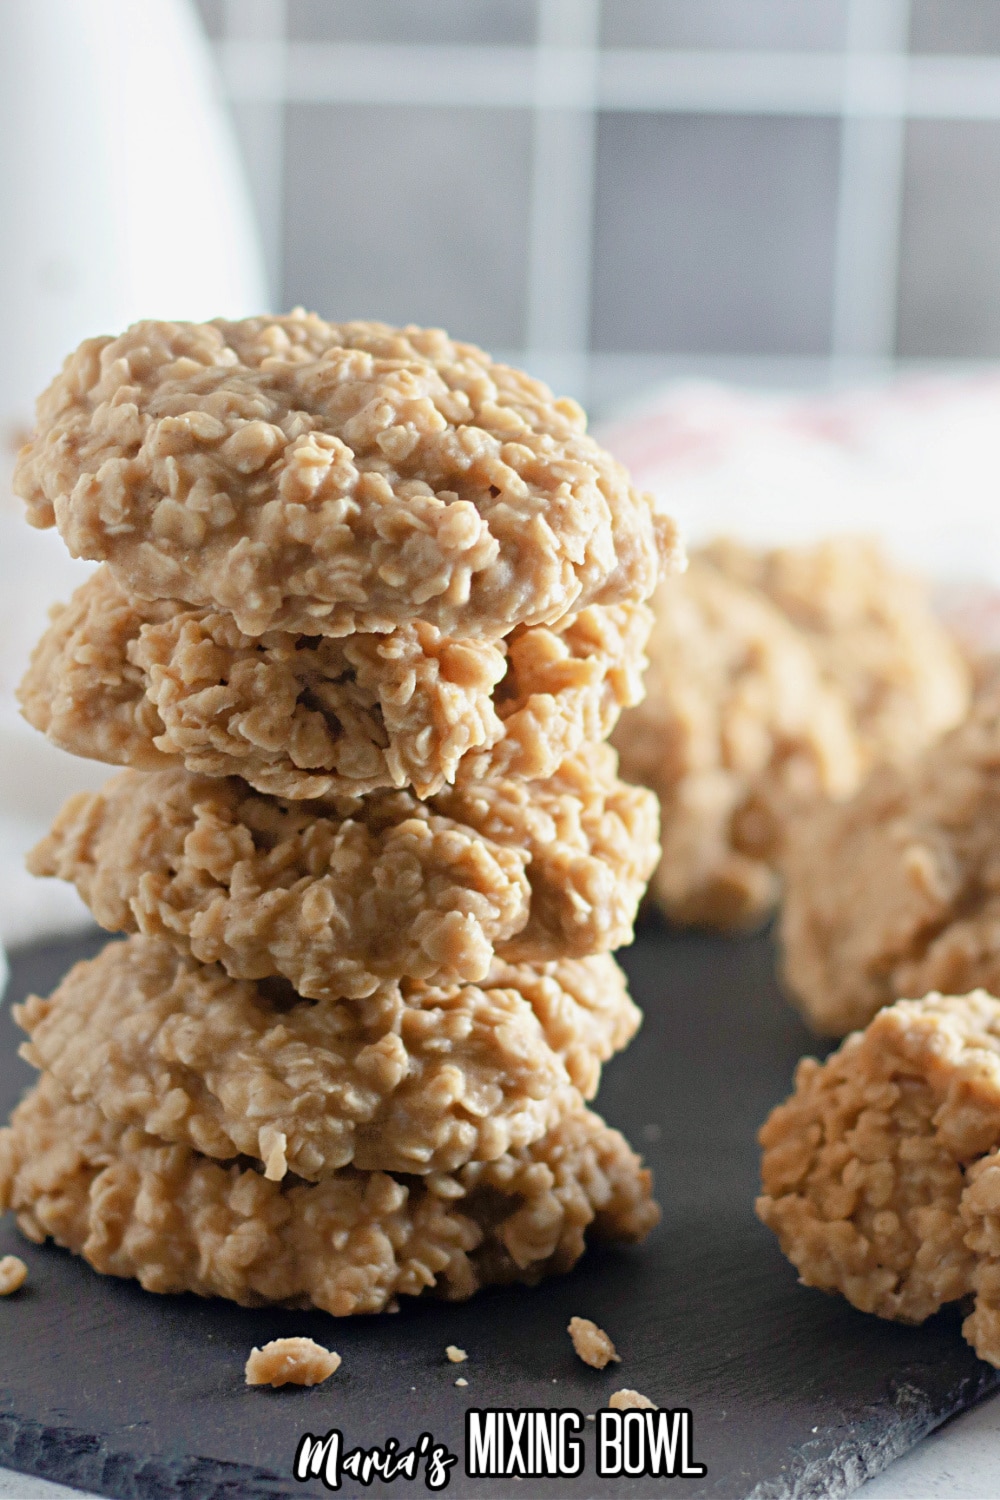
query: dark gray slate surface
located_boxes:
[0,924,996,1500]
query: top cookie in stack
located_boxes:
[1,316,673,1315]
[19,316,677,798]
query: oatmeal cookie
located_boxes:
[15,315,678,640]
[19,566,651,799]
[957,1151,1000,1365]
[612,556,860,928]
[782,684,1000,1037]
[0,1076,659,1317]
[757,991,1000,1328]
[15,935,638,1176]
[30,751,657,997]
[702,537,970,772]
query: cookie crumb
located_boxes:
[586,1413,596,1421]
[245,1337,341,1387]
[455,1377,468,1387]
[568,1316,621,1369]
[446,1345,467,1363]
[609,1388,656,1410]
[0,1256,27,1295]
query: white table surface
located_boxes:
[2,1389,999,1498]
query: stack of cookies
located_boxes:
[0,315,674,1315]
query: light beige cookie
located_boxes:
[702,536,970,772]
[19,565,651,799]
[782,683,1000,1037]
[30,750,658,998]
[15,935,639,1177]
[757,992,1000,1334]
[15,315,678,640]
[0,1076,659,1317]
[612,555,861,928]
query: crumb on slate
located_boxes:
[0,1256,27,1295]
[609,1389,657,1410]
[568,1315,620,1369]
[245,1337,341,1387]
[446,1345,467,1363]
[455,1377,468,1387]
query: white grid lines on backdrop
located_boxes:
[212,0,1000,406]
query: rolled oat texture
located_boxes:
[15,935,639,1177]
[781,681,1000,1037]
[0,1077,659,1317]
[15,315,678,639]
[614,538,969,930]
[10,316,666,1318]
[20,565,653,799]
[30,750,658,996]
[701,536,970,770]
[612,553,860,928]
[757,990,1000,1365]
[245,1337,341,1387]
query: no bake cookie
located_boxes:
[30,749,658,996]
[612,555,859,927]
[15,315,678,639]
[702,536,970,772]
[613,539,969,929]
[757,989,1000,1365]
[0,1077,658,1317]
[15,935,640,1177]
[782,683,1000,1036]
[20,565,651,798]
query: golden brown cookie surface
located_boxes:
[15,935,640,1177]
[30,750,658,997]
[702,536,970,771]
[757,991,1000,1336]
[19,566,651,799]
[781,684,1000,1037]
[613,554,860,928]
[0,1076,658,1317]
[16,316,677,640]
[614,538,969,931]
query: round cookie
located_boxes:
[701,536,970,773]
[757,991,1000,1331]
[15,315,678,640]
[0,1076,659,1317]
[15,935,640,1177]
[19,565,651,799]
[781,683,1000,1037]
[958,1150,1000,1365]
[612,555,860,928]
[29,749,658,998]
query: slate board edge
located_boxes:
[3,1363,1000,1500]
[746,1364,1000,1500]
[0,1408,299,1500]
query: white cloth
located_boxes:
[597,373,1000,590]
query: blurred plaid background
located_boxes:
[196,0,1000,415]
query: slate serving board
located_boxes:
[0,924,996,1500]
